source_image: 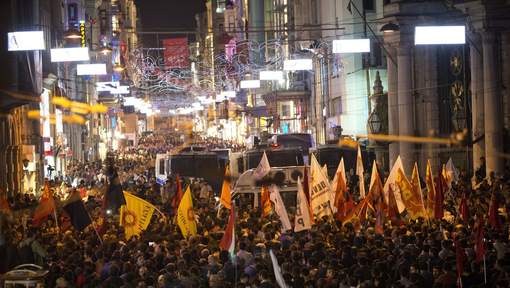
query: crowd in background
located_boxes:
[0,134,510,287]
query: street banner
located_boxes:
[310,154,333,219]
[162,37,190,69]
[177,186,197,238]
[294,177,312,232]
[220,165,232,210]
[120,191,156,240]
[356,145,366,198]
[219,205,235,256]
[396,163,427,219]
[383,156,406,213]
[270,249,288,288]
[253,151,271,180]
[269,185,292,232]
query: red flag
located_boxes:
[454,237,466,284]
[474,218,485,263]
[488,191,501,230]
[459,193,468,222]
[219,206,235,254]
[33,181,56,227]
[434,172,446,220]
[171,175,184,212]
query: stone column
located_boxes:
[470,33,485,171]
[397,43,415,173]
[482,32,504,175]
[502,31,510,137]
[387,46,399,168]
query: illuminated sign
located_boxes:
[80,22,86,47]
[240,80,261,89]
[77,64,107,75]
[50,47,90,62]
[283,59,313,71]
[8,31,45,51]
[259,70,284,81]
[415,26,465,45]
[332,39,370,53]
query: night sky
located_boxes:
[135,0,206,30]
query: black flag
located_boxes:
[63,192,92,231]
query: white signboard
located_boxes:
[415,26,465,45]
[332,39,370,53]
[8,31,45,51]
[110,85,130,94]
[77,64,107,75]
[51,47,90,62]
[260,70,284,81]
[283,59,313,71]
[240,80,260,89]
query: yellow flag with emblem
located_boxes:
[177,186,197,238]
[120,191,156,240]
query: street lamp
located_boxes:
[64,28,81,39]
[380,22,400,33]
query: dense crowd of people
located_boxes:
[1,135,510,288]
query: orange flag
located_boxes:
[425,160,436,219]
[396,164,427,220]
[333,168,348,220]
[220,165,232,209]
[33,181,56,227]
[261,186,272,218]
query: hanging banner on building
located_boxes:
[162,37,190,69]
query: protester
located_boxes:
[0,134,509,288]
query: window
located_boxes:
[68,3,78,22]
[363,0,375,11]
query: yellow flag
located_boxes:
[177,186,197,238]
[220,165,231,209]
[120,191,156,240]
[425,160,436,218]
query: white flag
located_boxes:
[383,156,406,213]
[270,249,288,288]
[310,154,333,218]
[294,177,311,232]
[330,158,347,213]
[269,185,292,232]
[445,158,459,188]
[356,145,366,198]
[253,151,271,180]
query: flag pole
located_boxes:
[53,210,60,233]
[86,208,103,245]
[483,255,487,284]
